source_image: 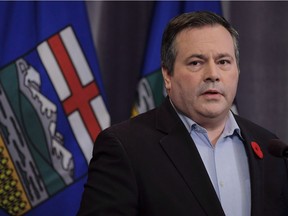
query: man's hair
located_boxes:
[161,11,239,75]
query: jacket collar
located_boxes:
[155,98,264,215]
[156,97,225,216]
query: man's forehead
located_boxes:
[174,25,235,51]
[176,24,232,40]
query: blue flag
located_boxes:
[0,2,110,216]
[132,1,222,116]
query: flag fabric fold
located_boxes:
[0,2,110,216]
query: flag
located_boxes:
[132,1,224,116]
[0,2,110,216]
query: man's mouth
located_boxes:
[202,89,221,95]
[201,89,223,99]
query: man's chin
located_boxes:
[200,107,228,119]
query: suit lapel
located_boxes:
[156,98,225,216]
[155,100,265,216]
[235,116,264,216]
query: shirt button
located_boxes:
[219,181,224,187]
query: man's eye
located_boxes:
[189,61,200,66]
[218,59,230,65]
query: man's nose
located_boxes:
[204,62,220,82]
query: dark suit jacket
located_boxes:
[78,98,288,216]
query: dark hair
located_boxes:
[161,11,239,75]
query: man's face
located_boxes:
[162,25,239,124]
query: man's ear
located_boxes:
[162,67,171,91]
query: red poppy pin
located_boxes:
[251,141,263,159]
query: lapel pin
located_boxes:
[251,141,264,159]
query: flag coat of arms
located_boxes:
[0,2,109,216]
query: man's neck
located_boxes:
[195,114,228,146]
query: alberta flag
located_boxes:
[132,1,226,116]
[0,2,110,216]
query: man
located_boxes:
[78,11,288,216]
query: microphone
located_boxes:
[268,139,288,159]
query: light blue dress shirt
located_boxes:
[176,110,251,216]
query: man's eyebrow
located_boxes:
[186,54,207,60]
[216,53,234,59]
[185,53,234,61]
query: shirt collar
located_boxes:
[170,100,242,138]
